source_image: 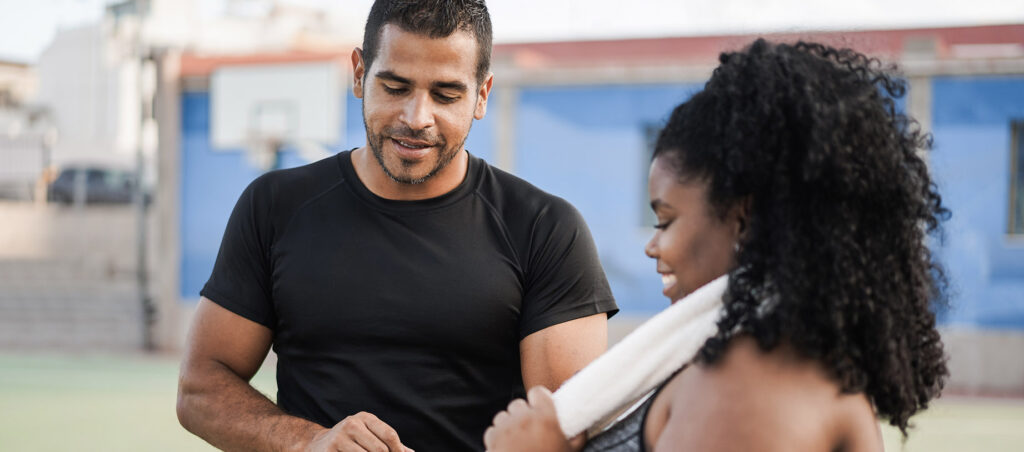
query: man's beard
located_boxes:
[365,121,466,185]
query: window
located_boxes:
[1011,120,1024,235]
[641,123,661,226]
[86,169,106,185]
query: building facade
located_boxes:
[160,24,1024,394]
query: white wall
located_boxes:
[36,24,131,166]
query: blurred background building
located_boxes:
[171,22,1024,396]
[1,0,1022,399]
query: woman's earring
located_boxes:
[733,242,741,253]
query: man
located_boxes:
[176,1,617,451]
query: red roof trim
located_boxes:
[492,24,1024,67]
[179,51,348,77]
[178,24,1024,76]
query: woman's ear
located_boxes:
[732,196,753,239]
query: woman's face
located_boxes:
[645,155,743,302]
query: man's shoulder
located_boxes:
[474,157,580,222]
[245,152,344,204]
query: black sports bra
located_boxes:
[579,370,679,452]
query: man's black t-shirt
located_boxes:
[201,150,617,451]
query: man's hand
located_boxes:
[305,412,414,452]
[483,386,581,452]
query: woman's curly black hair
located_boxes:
[653,39,950,436]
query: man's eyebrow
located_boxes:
[432,80,468,92]
[375,71,468,93]
[375,71,411,85]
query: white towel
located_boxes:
[551,274,728,439]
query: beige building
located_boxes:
[0,59,36,107]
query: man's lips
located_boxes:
[390,137,434,159]
[392,137,432,148]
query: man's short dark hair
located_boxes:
[362,0,493,84]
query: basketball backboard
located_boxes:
[210,60,343,154]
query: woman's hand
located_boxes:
[483,386,581,452]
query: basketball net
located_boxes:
[245,129,284,172]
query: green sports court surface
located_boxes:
[1,353,1022,451]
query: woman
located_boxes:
[483,38,949,452]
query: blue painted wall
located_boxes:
[930,76,1024,329]
[180,76,1024,328]
[180,92,273,299]
[513,84,702,314]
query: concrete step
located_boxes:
[0,259,136,283]
[0,284,147,351]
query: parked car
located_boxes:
[48,166,147,205]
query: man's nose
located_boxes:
[400,92,435,131]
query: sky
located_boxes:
[1,0,1022,63]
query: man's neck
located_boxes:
[350,146,469,201]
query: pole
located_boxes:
[136,52,157,351]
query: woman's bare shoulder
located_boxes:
[652,336,882,452]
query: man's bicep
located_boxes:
[182,297,273,381]
[519,313,608,391]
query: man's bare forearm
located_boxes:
[177,359,326,452]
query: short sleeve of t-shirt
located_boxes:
[518,198,617,339]
[200,176,276,328]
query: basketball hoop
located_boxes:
[245,130,284,172]
[244,100,294,172]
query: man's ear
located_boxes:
[351,48,366,99]
[474,73,494,120]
